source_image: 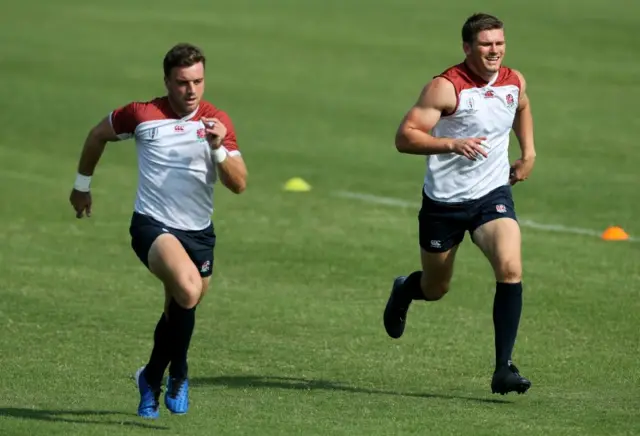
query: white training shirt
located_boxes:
[424,62,520,202]
[109,97,241,231]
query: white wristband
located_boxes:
[213,146,228,163]
[74,173,92,192]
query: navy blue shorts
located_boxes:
[418,185,517,253]
[129,212,216,278]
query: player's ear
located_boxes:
[462,42,472,56]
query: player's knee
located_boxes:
[171,274,203,309]
[422,278,450,301]
[496,260,522,283]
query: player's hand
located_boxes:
[451,137,489,160]
[509,157,535,185]
[201,117,227,149]
[69,189,92,218]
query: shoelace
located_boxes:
[168,378,186,399]
[144,388,161,408]
[509,363,520,375]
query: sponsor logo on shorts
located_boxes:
[200,260,211,273]
[430,240,442,249]
[496,204,507,213]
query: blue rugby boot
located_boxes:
[165,376,189,414]
[135,366,161,419]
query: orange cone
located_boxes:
[601,226,629,241]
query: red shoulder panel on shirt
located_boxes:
[435,63,481,94]
[493,66,521,89]
[110,97,178,137]
[437,62,521,90]
[110,98,240,152]
[433,63,521,116]
[433,63,478,116]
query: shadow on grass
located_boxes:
[192,375,512,404]
[0,408,169,430]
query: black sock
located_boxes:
[400,271,426,302]
[143,313,171,390]
[493,282,523,370]
[167,298,196,380]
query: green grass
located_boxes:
[1,0,639,435]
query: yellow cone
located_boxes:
[284,177,311,192]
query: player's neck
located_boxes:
[464,60,498,84]
[167,96,197,119]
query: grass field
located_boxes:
[1,0,639,435]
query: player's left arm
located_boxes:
[510,70,536,184]
[202,114,247,194]
[217,152,247,194]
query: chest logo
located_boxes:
[196,128,207,142]
[465,97,476,111]
[506,93,516,108]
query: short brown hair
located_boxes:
[462,13,504,44]
[163,43,206,77]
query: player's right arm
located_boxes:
[69,117,119,218]
[395,77,488,160]
[70,104,135,218]
[77,116,119,177]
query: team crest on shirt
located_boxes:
[196,128,207,142]
[506,94,516,108]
